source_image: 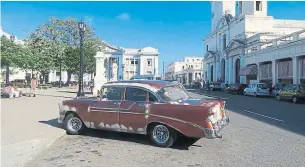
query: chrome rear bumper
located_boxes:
[204,116,230,139]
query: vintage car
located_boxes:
[58,80,229,148]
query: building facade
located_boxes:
[166,57,204,85]
[93,41,159,95]
[204,1,305,86]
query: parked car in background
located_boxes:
[220,83,226,92]
[276,84,305,103]
[226,84,248,94]
[243,83,270,97]
[58,80,229,148]
[210,82,221,91]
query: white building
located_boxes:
[166,57,204,85]
[93,41,159,95]
[204,1,305,86]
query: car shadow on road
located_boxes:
[39,118,63,129]
[80,129,199,150]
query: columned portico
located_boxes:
[292,56,300,84]
[228,57,233,84]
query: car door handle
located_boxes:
[114,102,121,105]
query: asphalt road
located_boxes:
[25,90,305,167]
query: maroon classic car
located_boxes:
[58,80,229,148]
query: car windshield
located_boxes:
[257,84,268,89]
[157,85,189,102]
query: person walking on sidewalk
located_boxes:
[30,75,38,97]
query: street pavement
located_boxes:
[1,88,89,167]
[24,89,305,167]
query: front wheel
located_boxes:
[244,91,247,96]
[150,124,177,148]
[64,114,86,135]
[276,95,281,101]
[292,96,298,103]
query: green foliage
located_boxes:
[0,35,24,67]
[1,17,101,81]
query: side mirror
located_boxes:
[102,95,107,99]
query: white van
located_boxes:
[243,83,270,97]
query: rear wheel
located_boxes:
[150,124,177,148]
[254,92,257,97]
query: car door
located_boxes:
[280,85,289,99]
[287,85,297,100]
[88,86,123,130]
[119,87,149,134]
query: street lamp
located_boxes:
[6,34,15,86]
[77,20,86,98]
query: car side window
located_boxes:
[102,87,123,100]
[290,85,297,91]
[283,85,289,91]
[149,92,158,102]
[125,87,147,102]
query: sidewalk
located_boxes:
[1,88,82,167]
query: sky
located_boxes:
[1,1,305,73]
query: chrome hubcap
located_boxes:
[293,97,297,103]
[67,117,82,131]
[153,125,169,144]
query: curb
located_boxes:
[21,131,66,167]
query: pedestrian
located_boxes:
[30,75,38,97]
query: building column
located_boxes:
[225,59,229,83]
[213,62,216,81]
[240,57,246,84]
[93,52,108,96]
[257,63,261,82]
[216,60,220,81]
[228,57,233,84]
[272,60,277,86]
[207,64,210,82]
[293,56,300,84]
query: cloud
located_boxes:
[116,13,130,21]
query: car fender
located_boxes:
[147,116,205,138]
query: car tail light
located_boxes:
[206,105,220,123]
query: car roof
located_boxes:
[104,80,175,92]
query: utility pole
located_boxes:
[163,62,165,80]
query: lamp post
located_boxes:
[6,34,15,86]
[77,20,86,98]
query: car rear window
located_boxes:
[257,84,268,89]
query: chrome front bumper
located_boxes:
[204,116,230,139]
[58,113,65,123]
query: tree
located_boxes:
[30,17,101,83]
[1,35,25,83]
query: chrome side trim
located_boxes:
[119,111,144,115]
[148,114,205,130]
[90,109,118,113]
